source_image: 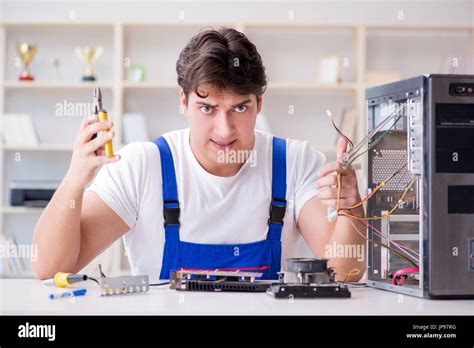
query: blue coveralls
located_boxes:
[153,135,287,280]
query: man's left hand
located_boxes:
[314,137,361,210]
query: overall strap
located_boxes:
[154,136,180,241]
[267,136,287,241]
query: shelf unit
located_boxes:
[1,20,473,277]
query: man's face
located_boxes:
[180,83,262,175]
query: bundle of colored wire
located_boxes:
[343,107,405,166]
[392,267,419,286]
[349,220,418,268]
[361,221,419,263]
[333,267,361,283]
[341,178,420,266]
[344,191,420,266]
[341,191,420,262]
[338,162,407,212]
[327,103,420,269]
[345,114,404,168]
[338,176,417,221]
[338,103,407,166]
[365,221,420,259]
[327,110,354,151]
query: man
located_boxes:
[32,28,365,282]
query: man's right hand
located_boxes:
[66,114,120,188]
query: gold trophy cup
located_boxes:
[75,46,103,81]
[17,43,37,81]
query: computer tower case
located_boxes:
[365,74,474,298]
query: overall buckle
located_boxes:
[163,199,180,227]
[268,197,287,225]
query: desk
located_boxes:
[1,279,473,315]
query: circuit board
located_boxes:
[169,270,271,292]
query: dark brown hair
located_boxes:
[176,27,267,99]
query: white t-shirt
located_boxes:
[87,128,326,282]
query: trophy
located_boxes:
[17,43,37,81]
[75,46,103,81]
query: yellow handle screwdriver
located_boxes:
[93,87,114,157]
[42,272,88,288]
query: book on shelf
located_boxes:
[318,55,342,84]
[0,233,10,274]
[0,233,26,275]
[0,114,40,146]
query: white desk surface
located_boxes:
[1,279,473,315]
